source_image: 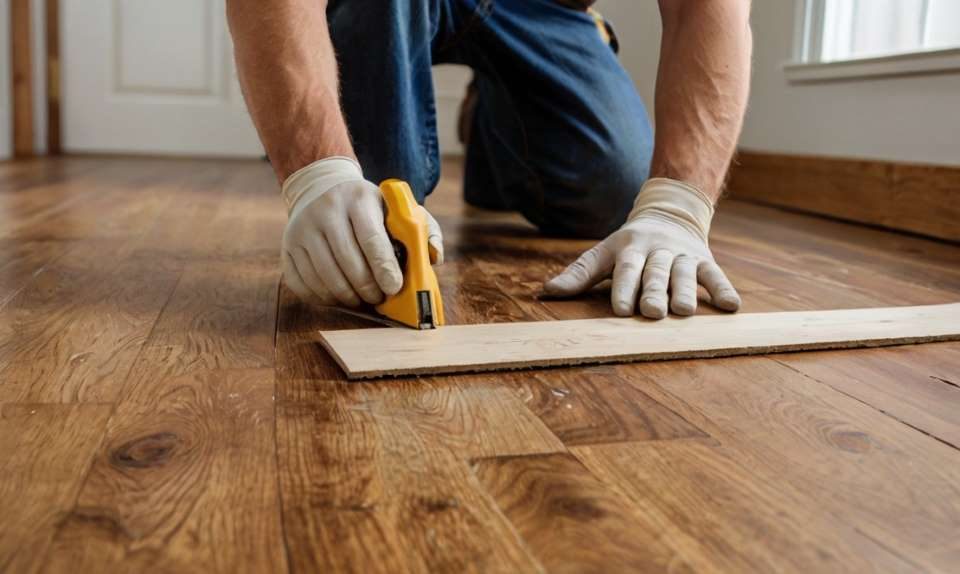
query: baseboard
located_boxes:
[727,150,960,242]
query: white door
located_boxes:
[62,0,263,157]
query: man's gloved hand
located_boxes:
[544,178,740,319]
[281,157,444,307]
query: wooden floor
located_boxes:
[2,156,960,573]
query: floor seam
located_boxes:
[774,358,960,452]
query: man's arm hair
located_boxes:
[651,0,752,202]
[226,0,355,182]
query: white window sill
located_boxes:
[783,47,960,83]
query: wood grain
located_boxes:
[275,288,549,572]
[728,150,960,242]
[3,156,960,572]
[472,452,696,573]
[0,403,112,574]
[519,365,706,446]
[44,367,287,573]
[775,345,960,448]
[320,303,960,378]
[573,440,919,572]
[628,357,960,572]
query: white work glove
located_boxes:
[544,178,741,319]
[281,157,444,307]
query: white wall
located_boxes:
[741,0,960,166]
[599,0,960,168]
[0,0,11,160]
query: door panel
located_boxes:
[63,0,263,156]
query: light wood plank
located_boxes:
[0,403,112,574]
[319,303,960,379]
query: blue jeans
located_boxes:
[327,0,653,238]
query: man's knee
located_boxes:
[536,144,651,239]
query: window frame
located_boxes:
[785,0,960,83]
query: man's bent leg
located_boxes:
[327,0,451,202]
[458,0,653,238]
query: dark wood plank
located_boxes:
[473,452,696,573]
[45,367,288,574]
[0,403,112,574]
[728,150,960,242]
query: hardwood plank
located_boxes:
[45,367,288,574]
[0,238,182,402]
[276,377,543,572]
[0,161,267,403]
[775,344,960,448]
[0,239,69,310]
[728,150,960,242]
[144,258,278,372]
[275,289,546,572]
[319,303,960,379]
[519,365,707,446]
[0,403,112,574]
[472,452,696,573]
[573,441,919,572]
[628,357,960,571]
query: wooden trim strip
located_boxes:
[11,0,33,157]
[727,150,960,243]
[45,0,59,154]
[319,303,960,379]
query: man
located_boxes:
[227,0,751,319]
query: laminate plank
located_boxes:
[628,358,960,571]
[573,441,919,572]
[472,452,696,573]
[319,303,960,379]
[0,403,112,574]
[44,367,288,574]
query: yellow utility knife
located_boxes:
[374,179,445,329]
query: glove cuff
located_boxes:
[627,178,715,243]
[281,156,363,214]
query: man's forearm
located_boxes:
[650,0,752,202]
[227,0,354,182]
